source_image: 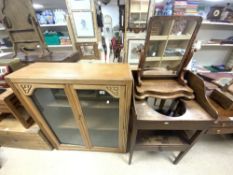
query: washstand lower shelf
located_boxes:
[135,130,190,151]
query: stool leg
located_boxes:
[128,127,137,165]
[173,130,205,164]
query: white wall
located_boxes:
[101,2,119,28]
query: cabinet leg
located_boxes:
[173,130,205,164]
[128,127,137,165]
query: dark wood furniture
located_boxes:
[198,73,233,135]
[129,71,217,164]
[206,98,233,134]
[136,16,202,100]
[129,16,217,164]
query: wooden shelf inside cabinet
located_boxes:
[77,91,119,102]
[52,114,119,131]
[80,101,118,109]
[44,106,118,130]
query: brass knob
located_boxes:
[217,130,221,134]
[164,122,169,125]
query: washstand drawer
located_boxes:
[136,120,213,130]
[212,120,233,128]
[206,127,233,135]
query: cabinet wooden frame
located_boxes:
[71,84,127,152]
[6,84,130,152]
[6,63,132,152]
[10,83,130,152]
[10,83,89,150]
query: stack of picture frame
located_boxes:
[66,0,99,59]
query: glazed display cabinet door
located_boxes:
[16,84,88,149]
[72,85,126,152]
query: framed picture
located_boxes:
[73,11,95,38]
[69,0,91,10]
[128,39,145,64]
[77,43,99,59]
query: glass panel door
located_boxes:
[76,90,119,148]
[31,88,83,145]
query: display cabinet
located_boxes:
[6,63,132,152]
[128,0,151,30]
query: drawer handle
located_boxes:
[217,130,221,134]
[164,122,169,125]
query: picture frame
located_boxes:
[73,11,95,38]
[69,0,91,10]
[77,43,99,59]
[128,39,145,64]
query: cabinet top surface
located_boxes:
[6,63,133,83]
